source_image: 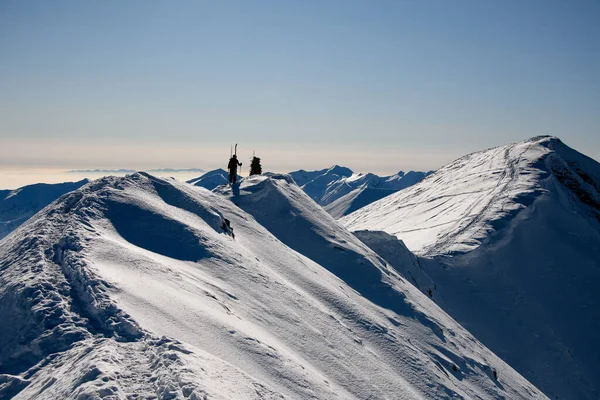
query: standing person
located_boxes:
[249,153,262,176]
[227,154,242,185]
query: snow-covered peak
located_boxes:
[186,168,229,190]
[325,164,353,177]
[0,172,546,398]
[287,166,335,187]
[342,136,599,256]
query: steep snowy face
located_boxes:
[0,173,546,399]
[342,136,599,256]
[0,179,88,241]
[186,168,229,190]
[342,136,600,400]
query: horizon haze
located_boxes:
[1,0,599,188]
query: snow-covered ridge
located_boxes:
[0,172,546,398]
[342,136,599,256]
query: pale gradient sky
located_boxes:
[1,0,599,188]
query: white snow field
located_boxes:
[0,172,547,399]
[0,180,88,241]
[343,136,600,400]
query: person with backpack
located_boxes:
[227,154,242,185]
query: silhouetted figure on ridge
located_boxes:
[250,154,262,176]
[228,154,242,185]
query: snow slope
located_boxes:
[0,180,88,241]
[324,187,398,219]
[187,168,229,190]
[0,172,546,399]
[343,136,575,256]
[343,136,600,400]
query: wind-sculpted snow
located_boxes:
[0,173,547,398]
[342,136,600,400]
[0,179,88,240]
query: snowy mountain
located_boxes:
[187,168,229,190]
[289,165,353,204]
[342,136,600,400]
[0,172,547,399]
[0,179,89,241]
[289,166,430,214]
[322,170,431,219]
[288,166,352,188]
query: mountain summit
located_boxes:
[343,136,599,256]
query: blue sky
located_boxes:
[1,0,599,186]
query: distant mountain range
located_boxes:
[68,168,205,174]
[288,166,432,218]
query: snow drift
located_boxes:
[343,136,600,400]
[0,172,546,399]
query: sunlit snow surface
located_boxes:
[342,137,558,256]
[0,172,546,399]
[343,136,600,400]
